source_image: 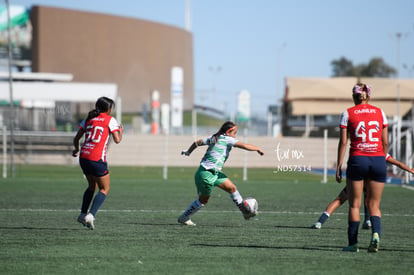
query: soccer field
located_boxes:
[1,165,414,274]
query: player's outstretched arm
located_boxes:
[234,142,264,155]
[181,139,204,156]
[387,156,414,175]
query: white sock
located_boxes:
[182,199,203,218]
[230,190,243,205]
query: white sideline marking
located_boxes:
[402,185,414,191]
[0,208,414,217]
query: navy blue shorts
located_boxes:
[346,156,386,182]
[79,158,109,177]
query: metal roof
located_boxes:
[285,77,414,116]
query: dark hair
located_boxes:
[86,97,115,121]
[211,121,237,143]
[352,83,370,102]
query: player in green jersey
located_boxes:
[178,121,264,226]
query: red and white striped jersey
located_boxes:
[79,113,120,162]
[340,103,388,157]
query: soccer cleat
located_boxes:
[178,215,196,226]
[311,222,322,229]
[85,213,95,230]
[77,213,86,227]
[342,244,359,252]
[362,220,372,230]
[243,211,257,220]
[239,200,256,220]
[368,233,380,253]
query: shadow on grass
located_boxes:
[0,226,85,231]
[274,225,320,229]
[126,222,250,228]
[192,243,342,251]
[192,243,414,253]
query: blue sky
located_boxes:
[10,0,414,118]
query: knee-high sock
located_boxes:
[318,211,330,224]
[348,221,360,246]
[89,192,107,216]
[370,216,381,236]
[81,189,94,214]
[181,199,203,218]
[363,188,370,222]
[363,203,370,222]
[230,190,243,206]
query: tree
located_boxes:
[359,58,397,77]
[331,57,396,77]
[331,57,355,76]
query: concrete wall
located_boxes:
[7,135,339,170]
[106,135,341,170]
[3,134,344,171]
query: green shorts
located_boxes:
[194,165,228,196]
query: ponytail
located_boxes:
[86,109,100,122]
[211,121,237,144]
[86,97,115,122]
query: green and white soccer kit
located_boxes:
[195,135,238,196]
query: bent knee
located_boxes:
[99,188,110,195]
[199,195,210,205]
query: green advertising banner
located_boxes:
[0,6,29,31]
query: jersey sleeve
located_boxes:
[202,136,211,145]
[225,136,238,146]
[385,153,391,161]
[381,109,388,127]
[109,117,120,132]
[339,110,348,129]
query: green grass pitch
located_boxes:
[1,165,414,274]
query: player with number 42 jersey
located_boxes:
[339,104,388,157]
[336,83,388,253]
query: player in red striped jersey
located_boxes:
[336,83,388,252]
[311,154,414,229]
[72,97,123,230]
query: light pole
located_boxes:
[396,32,401,160]
[276,42,286,101]
[393,32,409,161]
[209,65,222,93]
[6,0,15,177]
[185,0,191,32]
[268,43,286,136]
[209,65,222,106]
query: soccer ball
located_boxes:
[245,197,258,215]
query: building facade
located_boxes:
[30,6,194,114]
